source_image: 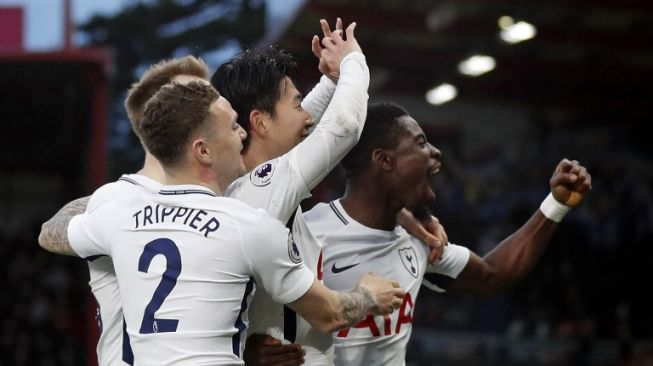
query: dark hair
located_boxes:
[341,102,410,178]
[140,81,219,167]
[210,46,299,150]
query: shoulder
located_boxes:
[303,201,348,241]
[87,174,161,212]
[218,197,283,229]
[249,158,283,187]
[302,202,333,224]
[440,243,471,262]
[87,182,128,211]
[230,203,290,251]
[247,157,290,188]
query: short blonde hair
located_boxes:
[125,55,209,138]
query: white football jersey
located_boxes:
[304,200,471,366]
[85,174,162,366]
[225,51,369,364]
[68,184,315,366]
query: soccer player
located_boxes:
[212,20,448,366]
[39,55,212,366]
[303,102,593,366]
[210,19,366,365]
[42,81,406,365]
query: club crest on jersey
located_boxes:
[398,247,419,278]
[287,234,302,264]
[250,159,277,187]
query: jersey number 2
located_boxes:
[138,238,181,334]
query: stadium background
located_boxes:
[1,1,651,365]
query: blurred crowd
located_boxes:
[418,124,653,338]
[0,227,87,366]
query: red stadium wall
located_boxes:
[0,7,23,51]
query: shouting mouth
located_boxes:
[424,162,442,202]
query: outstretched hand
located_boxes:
[311,18,360,82]
[243,334,305,366]
[550,158,592,207]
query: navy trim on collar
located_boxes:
[158,189,216,197]
[329,201,349,225]
[118,177,140,186]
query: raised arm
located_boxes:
[450,158,592,296]
[292,21,369,190]
[287,273,405,334]
[38,196,89,256]
[300,18,345,123]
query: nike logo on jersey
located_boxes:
[331,262,360,273]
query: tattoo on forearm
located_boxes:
[39,196,90,256]
[337,286,375,327]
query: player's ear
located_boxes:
[249,109,269,137]
[372,148,393,171]
[191,138,212,165]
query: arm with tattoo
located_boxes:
[336,285,376,328]
[38,196,90,256]
[288,273,405,333]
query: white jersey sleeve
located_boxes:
[301,75,336,123]
[292,51,369,190]
[71,174,164,258]
[241,211,315,305]
[68,211,111,258]
[421,243,470,293]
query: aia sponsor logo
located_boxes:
[336,293,414,337]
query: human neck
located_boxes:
[339,176,403,231]
[137,153,166,184]
[243,138,282,172]
[164,164,223,196]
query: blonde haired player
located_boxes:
[39,55,211,366]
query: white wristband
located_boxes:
[539,193,571,223]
